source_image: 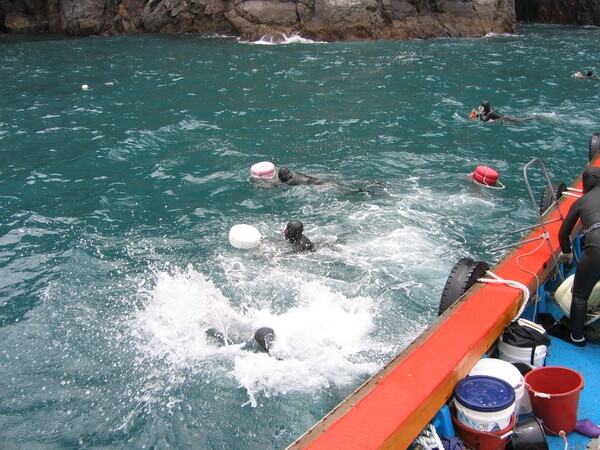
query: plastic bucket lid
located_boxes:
[455,375,515,412]
[469,358,525,416]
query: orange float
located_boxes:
[472,165,499,186]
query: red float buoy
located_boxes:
[472,165,499,186]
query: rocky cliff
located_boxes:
[1,0,517,41]
[516,0,600,26]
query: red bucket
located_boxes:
[452,406,515,450]
[524,366,584,435]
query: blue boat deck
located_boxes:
[542,300,600,450]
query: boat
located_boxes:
[287,134,600,450]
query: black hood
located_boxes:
[278,167,292,182]
[582,167,600,193]
[284,220,303,242]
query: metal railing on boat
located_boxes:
[489,157,581,284]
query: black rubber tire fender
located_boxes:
[438,257,489,316]
[589,133,600,162]
[539,182,566,216]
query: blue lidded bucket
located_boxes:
[454,375,516,432]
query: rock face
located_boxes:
[1,0,517,41]
[516,0,600,26]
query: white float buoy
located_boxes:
[81,84,89,90]
[251,161,275,179]
[229,224,262,249]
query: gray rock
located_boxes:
[2,0,595,41]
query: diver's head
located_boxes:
[278,167,292,182]
[587,70,594,77]
[284,220,303,243]
[253,327,275,353]
[481,101,491,112]
[582,167,600,193]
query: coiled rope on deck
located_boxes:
[478,270,530,321]
[414,423,444,450]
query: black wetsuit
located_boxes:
[479,109,503,122]
[289,235,313,252]
[281,171,325,186]
[558,167,600,340]
[284,220,314,252]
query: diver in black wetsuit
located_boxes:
[284,220,314,252]
[253,327,276,354]
[479,101,503,122]
[206,326,279,357]
[278,167,327,186]
[575,70,599,79]
[551,167,600,347]
[278,166,385,195]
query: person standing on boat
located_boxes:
[478,101,503,122]
[554,167,600,347]
[284,220,314,252]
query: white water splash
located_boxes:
[131,266,382,406]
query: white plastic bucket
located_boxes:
[454,375,515,432]
[455,401,515,432]
[469,358,527,417]
[498,336,547,368]
[251,161,275,179]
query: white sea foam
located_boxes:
[131,265,382,406]
[247,33,325,45]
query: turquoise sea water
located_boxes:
[1,25,600,449]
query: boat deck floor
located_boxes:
[537,301,600,450]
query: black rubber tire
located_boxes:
[438,258,489,316]
[539,182,566,216]
[589,133,600,162]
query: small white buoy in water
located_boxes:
[251,161,275,179]
[81,84,89,90]
[229,224,262,249]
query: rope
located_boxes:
[514,235,548,319]
[414,423,444,450]
[470,178,506,190]
[478,270,530,321]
